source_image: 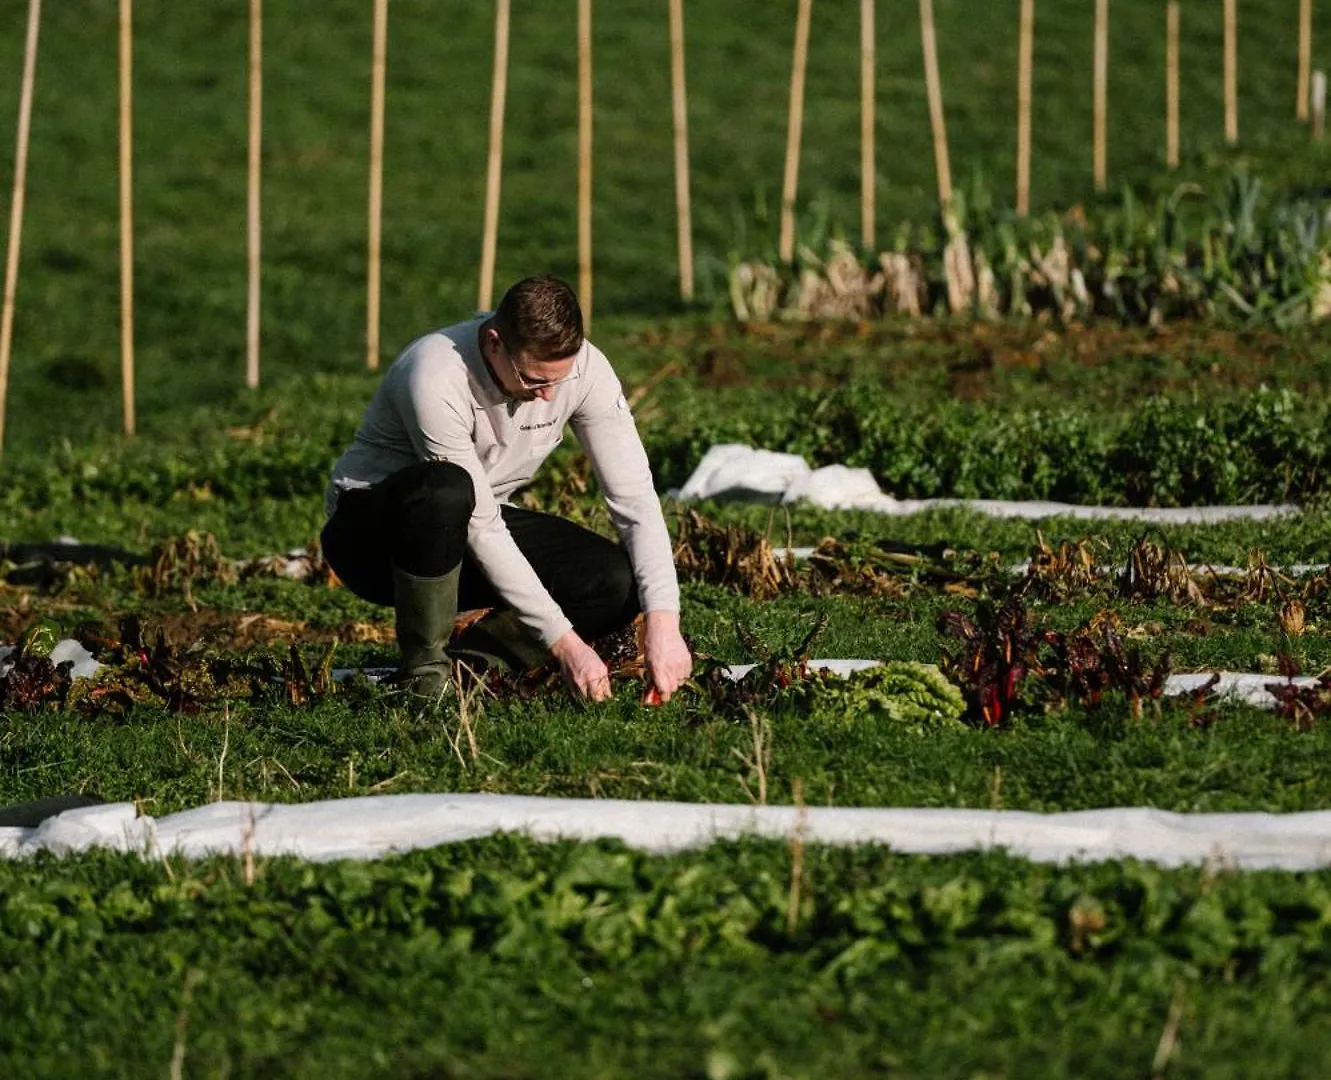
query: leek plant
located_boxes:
[730,172,1331,328]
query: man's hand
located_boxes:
[642,610,692,703]
[550,630,613,702]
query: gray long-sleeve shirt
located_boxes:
[325,317,680,646]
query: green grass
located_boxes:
[8,681,1331,815]
[5,571,1331,815]
[4,0,1331,452]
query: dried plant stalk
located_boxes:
[1122,536,1205,606]
[673,509,797,600]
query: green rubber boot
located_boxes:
[392,563,462,701]
[450,608,550,675]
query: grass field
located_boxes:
[7,1,1331,1076]
[0,316,1328,1072]
[4,0,1331,451]
[5,333,1331,1073]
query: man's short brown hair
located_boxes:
[492,276,584,363]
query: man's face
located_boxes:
[487,328,579,402]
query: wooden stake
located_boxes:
[1166,1,1179,169]
[1299,0,1313,121]
[1016,0,1034,216]
[919,0,952,207]
[246,0,262,389]
[779,0,813,264]
[478,0,510,313]
[1093,0,1108,192]
[860,0,875,248]
[0,0,42,459]
[366,0,388,370]
[1314,69,1327,138]
[578,0,593,325]
[669,0,693,301]
[119,0,135,433]
[1224,0,1238,143]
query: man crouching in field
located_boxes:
[320,274,692,704]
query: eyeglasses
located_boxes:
[495,333,579,391]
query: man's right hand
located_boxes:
[550,630,613,702]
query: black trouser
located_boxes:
[320,460,640,642]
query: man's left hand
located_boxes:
[642,610,692,703]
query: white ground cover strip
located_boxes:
[5,795,1331,871]
[673,444,1300,523]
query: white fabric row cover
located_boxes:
[4,794,1331,870]
[673,444,1299,523]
